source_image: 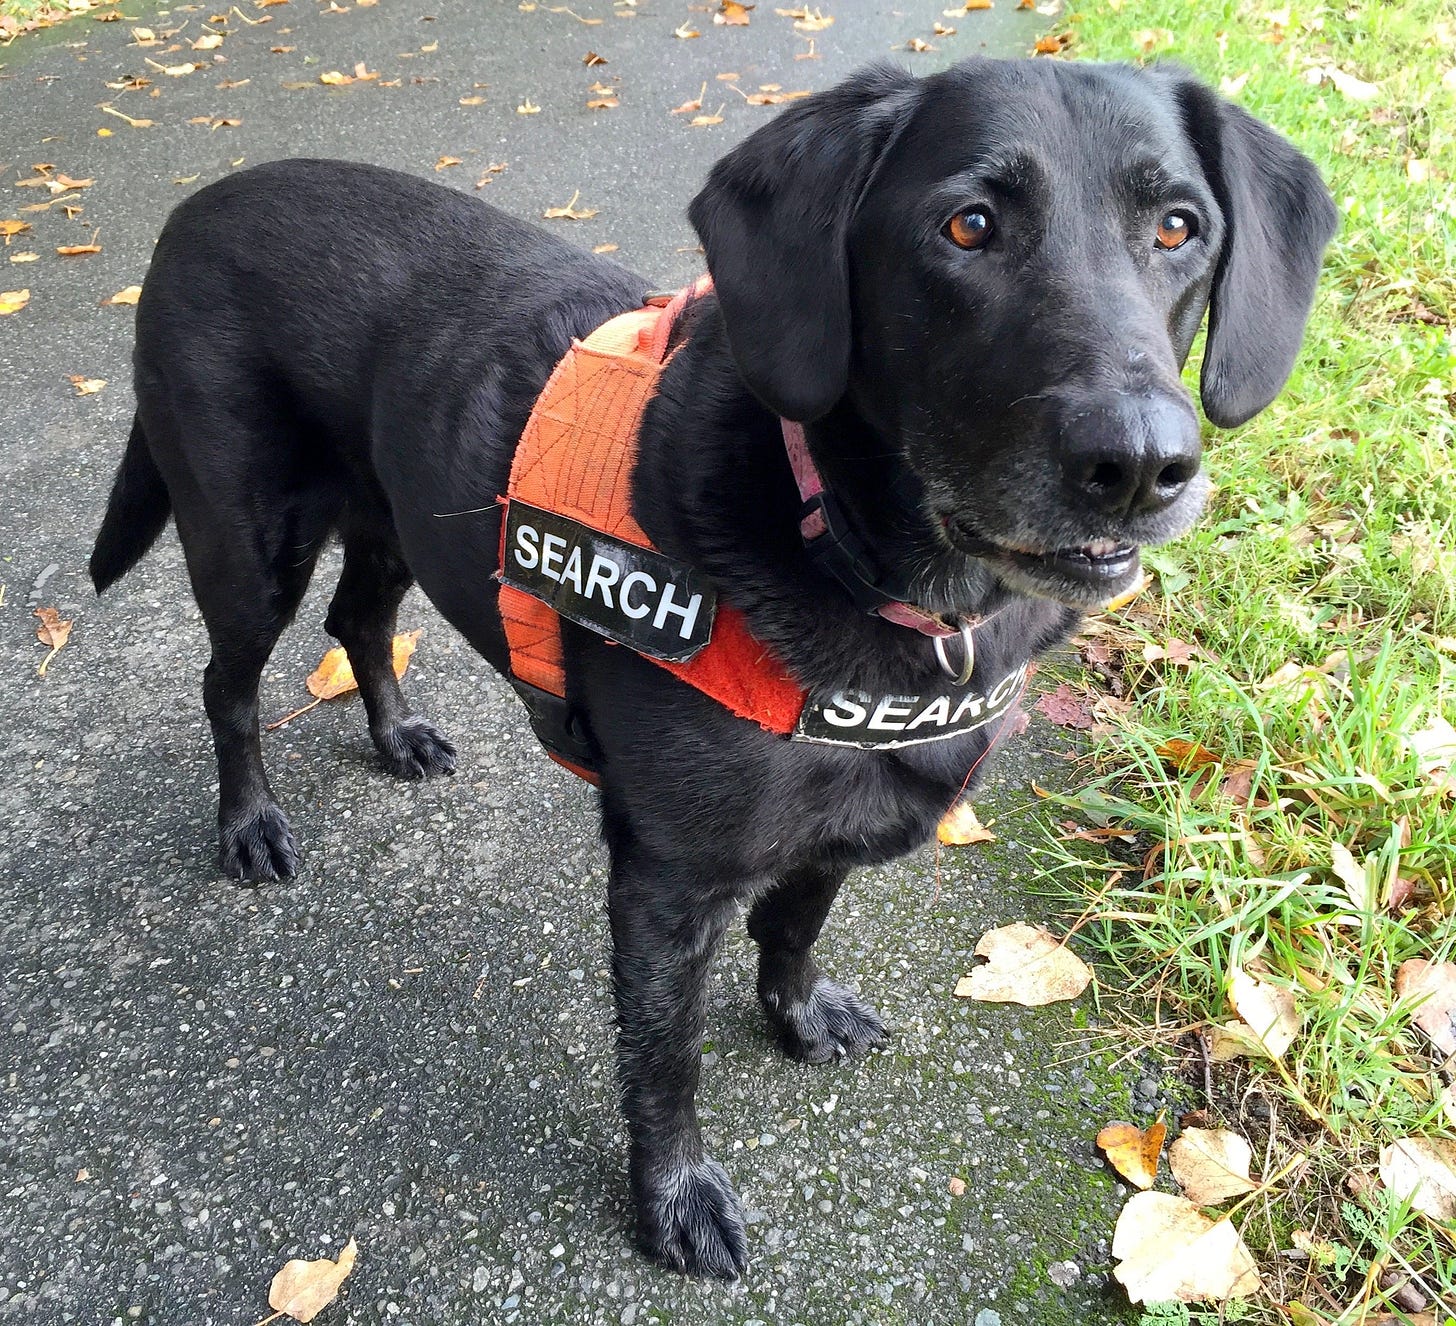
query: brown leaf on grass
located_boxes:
[1097,1115,1166,1190]
[542,190,597,220]
[1209,968,1299,1062]
[0,288,30,315]
[1379,1138,1456,1221]
[35,606,73,676]
[1405,713,1456,798]
[1168,1128,1258,1204]
[102,285,144,306]
[1112,1192,1260,1304]
[1033,32,1066,53]
[266,1238,358,1323]
[936,801,995,845]
[954,923,1092,1006]
[1033,682,1094,729]
[714,0,753,25]
[69,375,106,395]
[1156,738,1222,771]
[1395,960,1456,1059]
[1142,636,1200,667]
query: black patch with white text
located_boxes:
[503,500,716,662]
[792,663,1028,749]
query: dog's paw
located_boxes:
[218,803,299,883]
[376,716,457,780]
[763,976,886,1065]
[636,1156,749,1280]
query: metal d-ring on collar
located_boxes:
[933,618,977,685]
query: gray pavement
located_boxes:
[1,3,1160,1322]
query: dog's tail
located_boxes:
[90,413,172,593]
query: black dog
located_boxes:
[90,58,1335,1277]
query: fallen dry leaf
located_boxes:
[587,94,620,109]
[69,375,106,395]
[1330,841,1375,912]
[1320,64,1379,101]
[1033,33,1064,53]
[193,31,224,49]
[672,22,700,38]
[1210,968,1299,1062]
[434,155,462,171]
[671,81,707,114]
[542,190,597,220]
[0,288,31,315]
[592,242,618,253]
[777,5,833,31]
[459,94,485,106]
[583,49,607,65]
[474,162,509,188]
[35,606,73,676]
[934,20,956,34]
[1396,959,1456,1059]
[1379,1137,1456,1221]
[1113,1192,1260,1303]
[905,36,936,51]
[936,801,995,846]
[1033,682,1094,729]
[955,923,1092,1006]
[1155,738,1222,771]
[267,1237,358,1323]
[1406,713,1456,797]
[1169,1128,1258,1204]
[516,98,542,114]
[0,219,31,242]
[1097,1115,1166,1191]
[319,69,354,84]
[691,108,725,125]
[714,0,753,24]
[102,285,144,307]
[305,630,420,701]
[57,241,102,257]
[9,252,39,264]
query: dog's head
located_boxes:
[689,59,1337,609]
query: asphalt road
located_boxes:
[1,2,1160,1322]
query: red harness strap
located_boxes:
[498,281,805,771]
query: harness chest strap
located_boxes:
[496,282,806,758]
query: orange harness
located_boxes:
[497,282,1031,781]
[497,282,804,778]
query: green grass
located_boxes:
[1029,0,1456,1322]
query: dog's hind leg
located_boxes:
[748,864,886,1064]
[176,486,337,883]
[323,506,456,780]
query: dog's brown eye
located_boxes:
[1156,212,1192,250]
[946,209,993,251]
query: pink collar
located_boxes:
[781,419,959,639]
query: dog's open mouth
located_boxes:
[942,515,1140,593]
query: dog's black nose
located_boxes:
[1059,395,1202,518]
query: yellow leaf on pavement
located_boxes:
[1097,1114,1166,1190]
[0,288,31,315]
[266,1237,358,1322]
[102,285,143,305]
[955,923,1091,1006]
[1168,1127,1258,1204]
[936,801,995,845]
[306,629,420,700]
[1112,1191,1260,1304]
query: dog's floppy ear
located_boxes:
[1170,75,1338,428]
[688,64,918,422]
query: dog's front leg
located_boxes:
[749,863,887,1064]
[608,854,748,1279]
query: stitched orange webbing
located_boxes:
[499,288,805,741]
